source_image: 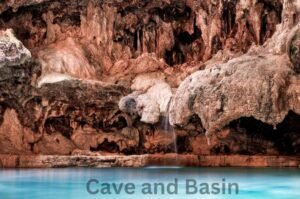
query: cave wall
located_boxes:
[0,0,282,73]
[0,0,299,157]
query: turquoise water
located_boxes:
[0,167,299,199]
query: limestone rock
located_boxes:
[0,52,131,155]
[38,38,98,79]
[0,29,31,67]
[169,0,300,140]
[0,0,300,160]
[0,0,284,75]
[0,109,33,154]
[170,53,294,133]
[119,74,173,124]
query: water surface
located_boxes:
[0,167,299,199]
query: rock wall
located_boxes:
[0,0,299,158]
[0,0,284,76]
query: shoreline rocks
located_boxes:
[0,154,299,168]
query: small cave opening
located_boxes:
[118,6,138,17]
[53,12,81,26]
[122,147,139,155]
[150,5,192,22]
[177,22,202,45]
[44,116,73,139]
[228,111,300,155]
[92,119,104,130]
[0,5,51,51]
[162,6,191,22]
[0,8,15,23]
[113,24,141,57]
[104,115,128,130]
[0,103,8,126]
[0,9,31,41]
[289,33,300,73]
[90,139,120,153]
[176,135,191,154]
[16,28,31,41]
[165,21,202,66]
[259,0,283,44]
[211,35,222,55]
[76,118,87,128]
[31,8,47,28]
[164,45,185,66]
[211,143,231,155]
[222,0,237,36]
[189,114,204,132]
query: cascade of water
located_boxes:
[162,100,178,154]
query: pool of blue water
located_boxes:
[0,167,299,199]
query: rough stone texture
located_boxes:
[0,0,285,77]
[288,28,300,73]
[0,31,134,155]
[169,0,300,140]
[119,73,173,124]
[0,29,31,67]
[0,154,299,168]
[170,53,294,134]
[0,0,300,166]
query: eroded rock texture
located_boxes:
[0,0,300,159]
[0,0,284,75]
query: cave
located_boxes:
[91,139,120,153]
[222,0,237,36]
[118,5,139,17]
[211,143,231,155]
[164,21,202,66]
[177,20,202,45]
[104,115,128,130]
[0,103,7,125]
[227,111,300,155]
[164,45,185,66]
[53,12,81,26]
[259,0,283,44]
[160,5,192,22]
[0,0,299,169]
[0,0,283,68]
[44,116,73,139]
[176,135,191,154]
[0,2,49,42]
[211,35,222,55]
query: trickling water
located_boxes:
[162,100,178,155]
[162,113,178,154]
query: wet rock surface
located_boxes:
[0,0,299,166]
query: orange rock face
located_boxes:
[0,0,299,167]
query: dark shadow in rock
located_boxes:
[44,116,73,139]
[289,31,300,73]
[259,0,283,44]
[177,22,201,45]
[53,12,81,26]
[176,135,191,154]
[222,0,237,36]
[90,139,120,153]
[227,111,300,155]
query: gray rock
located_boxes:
[0,29,31,67]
